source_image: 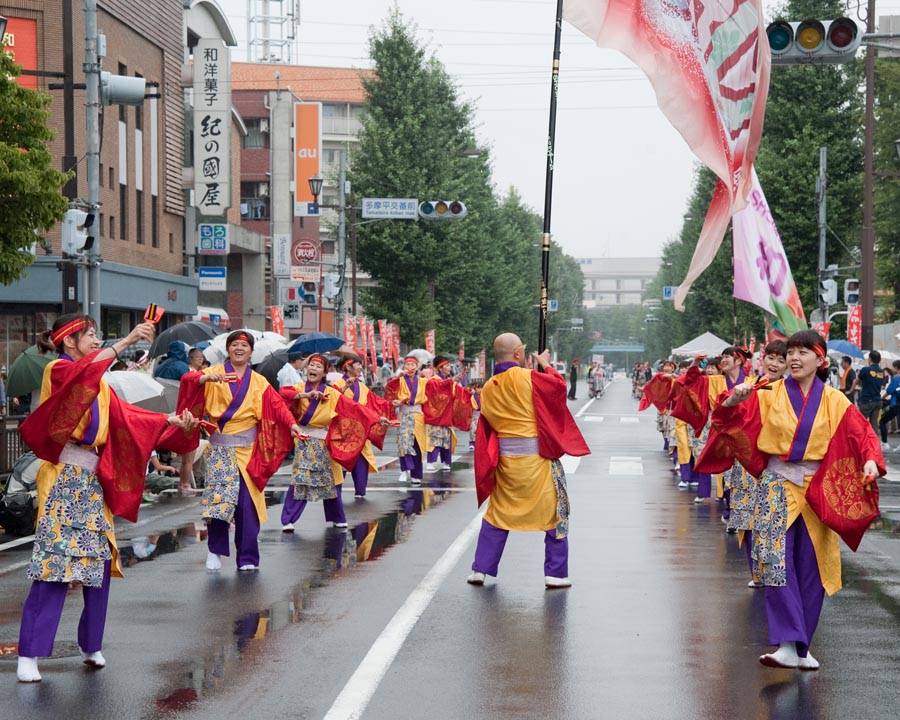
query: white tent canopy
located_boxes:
[670,331,732,357]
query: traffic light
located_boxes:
[301,281,318,305]
[100,71,146,106]
[818,278,838,306]
[766,18,861,65]
[417,200,467,220]
[844,278,860,306]
[323,272,341,300]
[61,209,95,257]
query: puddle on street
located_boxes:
[151,481,457,714]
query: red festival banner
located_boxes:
[358,317,368,361]
[813,322,831,341]
[391,324,401,367]
[424,329,435,355]
[847,306,862,348]
[367,321,378,369]
[459,338,465,362]
[478,348,486,379]
[270,306,285,337]
[344,314,357,350]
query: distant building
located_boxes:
[577,257,661,308]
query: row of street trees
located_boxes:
[349,11,584,358]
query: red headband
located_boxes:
[50,318,89,347]
[308,353,329,368]
[341,356,358,368]
[435,358,450,369]
[229,332,253,345]
[813,344,826,358]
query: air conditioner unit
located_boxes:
[259,118,269,133]
[258,182,269,196]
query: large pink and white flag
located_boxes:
[732,167,806,336]
[565,0,770,310]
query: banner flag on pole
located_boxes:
[564,0,770,311]
[732,167,806,336]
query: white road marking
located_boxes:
[609,456,644,475]
[575,398,596,417]
[322,510,485,720]
[583,416,605,423]
[561,455,581,475]
[620,417,639,424]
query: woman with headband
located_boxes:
[330,353,391,498]
[16,314,199,683]
[177,330,303,573]
[702,330,883,670]
[280,353,382,530]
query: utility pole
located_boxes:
[817,146,828,317]
[61,0,80,315]
[84,0,102,327]
[335,150,347,339]
[862,0,876,349]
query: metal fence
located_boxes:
[0,417,28,475]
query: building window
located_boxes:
[109,215,115,240]
[169,232,174,253]
[118,63,127,122]
[151,196,158,248]
[134,74,143,130]
[119,185,127,240]
[241,118,269,149]
[240,181,270,219]
[98,212,104,237]
[136,190,143,244]
[99,162,104,187]
[109,166,114,188]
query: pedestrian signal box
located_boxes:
[844,278,860,306]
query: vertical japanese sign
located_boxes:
[847,306,862,348]
[270,306,285,337]
[344,314,357,349]
[294,102,322,216]
[478,349,486,379]
[424,330,435,355]
[1,18,38,90]
[458,338,465,362]
[193,39,231,216]
[367,321,378,369]
[378,319,388,361]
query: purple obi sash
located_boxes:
[299,381,327,425]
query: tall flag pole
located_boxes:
[538,0,565,353]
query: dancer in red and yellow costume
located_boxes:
[177,330,302,573]
[280,354,382,530]
[17,315,199,683]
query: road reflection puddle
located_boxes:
[153,482,456,713]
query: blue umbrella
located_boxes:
[826,339,864,359]
[287,332,344,355]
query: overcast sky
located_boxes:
[216,0,900,260]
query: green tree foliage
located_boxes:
[0,52,69,281]
[351,11,582,354]
[873,56,900,322]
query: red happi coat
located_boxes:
[21,350,200,522]
[474,367,590,507]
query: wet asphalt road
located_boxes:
[2,377,900,718]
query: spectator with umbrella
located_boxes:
[154,342,191,381]
[148,321,220,358]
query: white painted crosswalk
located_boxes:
[609,456,644,475]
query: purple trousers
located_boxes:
[765,518,824,657]
[399,441,423,480]
[281,484,346,525]
[695,472,711,498]
[18,560,111,657]
[471,518,568,578]
[348,455,370,496]
[208,479,261,567]
[679,463,694,484]
[427,446,452,465]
